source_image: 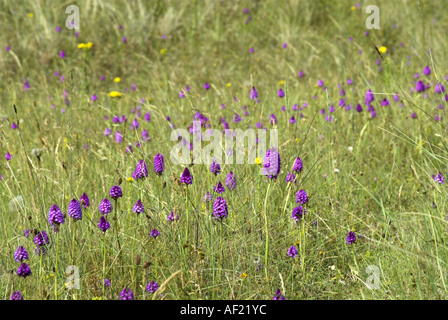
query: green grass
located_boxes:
[1,0,448,300]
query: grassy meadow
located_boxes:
[1,0,448,300]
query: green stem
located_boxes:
[38,252,42,298]
[55,231,60,299]
[185,187,189,243]
[114,199,121,256]
[132,214,138,285]
[72,221,76,265]
[220,222,224,281]
[351,246,359,274]
[300,222,306,276]
[102,233,106,297]
[263,182,271,281]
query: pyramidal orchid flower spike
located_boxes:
[14,246,29,262]
[181,167,193,185]
[213,196,228,220]
[48,204,64,231]
[263,147,281,179]
[98,216,111,233]
[210,160,221,175]
[99,198,113,215]
[80,193,90,208]
[68,199,82,221]
[109,185,123,200]
[133,199,144,214]
[154,153,164,175]
[213,181,225,194]
[133,159,148,180]
[225,171,236,190]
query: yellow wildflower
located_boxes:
[77,42,93,50]
[28,13,34,18]
[226,83,231,88]
[278,80,285,86]
[241,273,248,279]
[160,48,167,55]
[255,157,263,165]
[350,6,356,11]
[127,177,134,182]
[378,46,387,54]
[108,91,122,98]
[113,77,121,83]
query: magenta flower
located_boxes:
[287,245,298,258]
[213,197,228,220]
[99,198,113,215]
[249,86,258,100]
[131,118,139,129]
[432,172,445,184]
[68,199,82,221]
[150,229,160,238]
[80,193,90,208]
[23,79,30,91]
[98,216,110,233]
[133,159,148,180]
[133,199,144,214]
[296,189,308,204]
[109,185,123,200]
[154,153,164,175]
[278,88,285,98]
[263,147,281,179]
[346,231,357,244]
[180,167,193,185]
[115,131,123,143]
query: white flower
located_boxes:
[348,146,353,152]
[334,168,340,173]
